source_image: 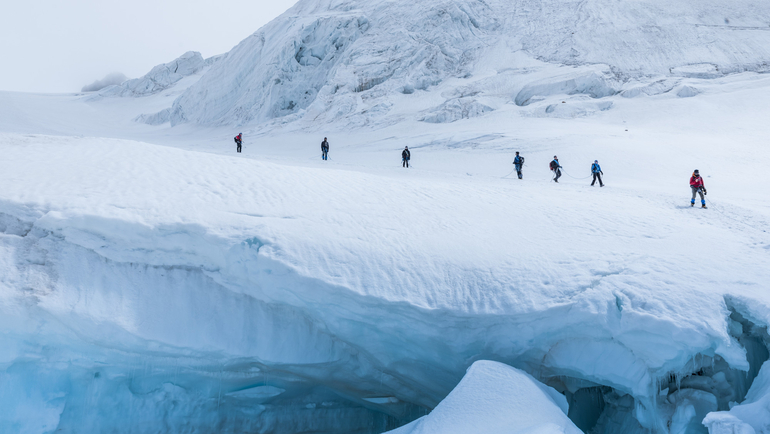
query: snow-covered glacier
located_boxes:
[3,0,770,432]
[156,0,770,127]
[1,121,770,433]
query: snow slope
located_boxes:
[1,78,770,431]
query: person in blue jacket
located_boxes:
[549,156,562,182]
[591,160,604,187]
[513,152,525,179]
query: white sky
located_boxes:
[0,0,298,93]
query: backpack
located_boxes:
[549,160,557,170]
[519,157,525,165]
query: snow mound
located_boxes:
[677,85,701,98]
[99,51,209,97]
[620,79,679,98]
[542,99,613,118]
[671,64,722,80]
[514,68,620,106]
[387,361,582,434]
[420,98,494,123]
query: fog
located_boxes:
[0,0,298,93]
[81,72,128,92]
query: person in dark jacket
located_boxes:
[591,160,604,187]
[690,169,707,208]
[234,133,242,153]
[402,146,411,168]
[321,137,329,160]
[513,152,525,179]
[549,156,562,182]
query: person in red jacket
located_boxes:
[234,133,242,153]
[690,169,707,208]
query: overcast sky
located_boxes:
[0,0,298,93]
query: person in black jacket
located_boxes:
[513,152,525,179]
[234,133,242,153]
[402,146,411,168]
[321,137,329,160]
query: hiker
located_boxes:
[321,137,329,160]
[591,160,604,187]
[234,133,242,153]
[550,156,562,182]
[513,152,525,179]
[690,169,707,208]
[402,146,411,168]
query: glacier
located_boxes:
[152,0,770,127]
[1,122,769,433]
[2,0,770,432]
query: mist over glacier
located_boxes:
[2,0,770,433]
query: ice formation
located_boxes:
[150,0,770,127]
[98,51,216,98]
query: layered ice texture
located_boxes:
[2,0,770,432]
[153,0,770,127]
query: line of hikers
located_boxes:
[233,134,707,208]
[516,153,603,187]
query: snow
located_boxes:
[1,0,770,432]
[386,361,582,434]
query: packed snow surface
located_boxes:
[2,0,770,432]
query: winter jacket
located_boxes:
[402,149,411,160]
[690,175,704,188]
[591,163,602,173]
[321,140,329,151]
[514,156,524,165]
[550,159,561,170]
